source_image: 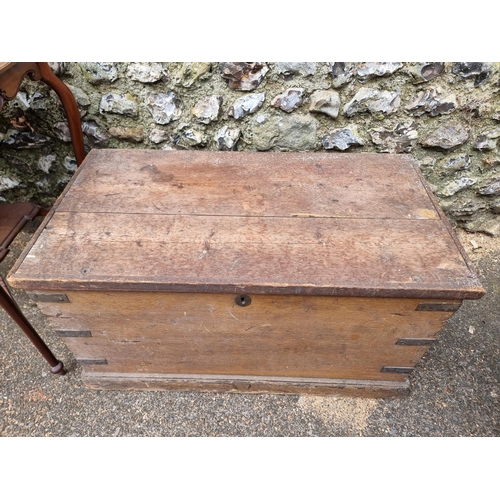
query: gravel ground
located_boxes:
[0,219,499,437]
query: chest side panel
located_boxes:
[34,291,459,382]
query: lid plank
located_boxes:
[9,150,485,299]
[58,150,439,220]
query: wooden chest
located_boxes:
[8,150,485,397]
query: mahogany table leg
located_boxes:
[0,278,65,375]
[36,62,86,166]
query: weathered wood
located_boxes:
[33,291,456,382]
[8,150,486,396]
[9,150,484,299]
[82,372,410,397]
[10,212,483,299]
[57,150,439,220]
[78,358,108,365]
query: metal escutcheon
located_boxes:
[235,294,251,307]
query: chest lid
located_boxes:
[9,150,485,299]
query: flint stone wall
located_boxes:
[1,62,500,235]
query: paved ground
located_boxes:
[0,219,499,437]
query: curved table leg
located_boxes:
[1,62,86,166]
[36,62,86,166]
[0,278,65,375]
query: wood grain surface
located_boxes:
[57,149,439,219]
[9,150,484,299]
[81,371,410,397]
[34,290,458,381]
[8,150,484,395]
[10,211,484,298]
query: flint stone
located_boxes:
[322,126,364,151]
[441,155,472,174]
[53,122,72,143]
[29,91,47,110]
[126,63,167,83]
[109,126,144,143]
[445,199,487,220]
[146,92,183,125]
[149,128,170,144]
[357,62,403,81]
[452,62,491,86]
[173,63,211,88]
[8,156,31,173]
[220,63,269,91]
[421,125,469,150]
[478,179,500,196]
[80,62,118,84]
[438,177,477,197]
[10,89,48,111]
[192,95,222,124]
[343,87,400,117]
[271,88,304,113]
[13,92,30,111]
[465,213,500,237]
[100,92,138,117]
[66,84,91,109]
[482,156,500,170]
[215,126,241,151]
[405,89,457,116]
[174,129,207,148]
[63,157,77,173]
[230,93,265,119]
[0,177,20,191]
[36,179,50,192]
[309,90,340,119]
[251,113,317,151]
[276,63,316,76]
[369,121,418,153]
[2,130,51,149]
[474,128,500,150]
[82,121,110,147]
[48,62,69,76]
[409,63,445,83]
[38,154,57,174]
[420,157,436,167]
[330,63,356,88]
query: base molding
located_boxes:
[82,371,409,398]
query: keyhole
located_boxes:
[235,295,251,307]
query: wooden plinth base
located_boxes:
[82,372,410,398]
